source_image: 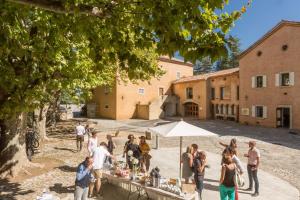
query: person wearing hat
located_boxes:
[244,141,260,197]
[139,136,151,172]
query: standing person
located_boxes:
[87,131,98,156]
[181,145,194,184]
[123,134,135,168]
[193,151,207,200]
[220,138,238,150]
[220,138,238,164]
[219,156,236,200]
[225,147,244,200]
[89,142,114,198]
[75,122,86,152]
[74,157,94,200]
[191,143,199,157]
[85,124,92,139]
[244,141,260,197]
[139,136,151,172]
[106,134,116,164]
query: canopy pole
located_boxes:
[179,136,183,179]
[155,134,159,149]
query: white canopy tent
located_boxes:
[149,120,217,178]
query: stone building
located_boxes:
[173,68,239,120]
[88,20,300,131]
[88,56,193,120]
[239,20,300,129]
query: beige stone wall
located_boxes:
[136,104,150,119]
[115,60,193,120]
[239,24,300,129]
[90,85,117,119]
[91,59,193,120]
[209,72,240,120]
[173,80,209,119]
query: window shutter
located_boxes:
[275,73,280,86]
[251,76,256,88]
[228,106,232,115]
[252,106,256,117]
[263,75,267,87]
[289,72,295,86]
[263,106,267,118]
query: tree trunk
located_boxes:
[0,113,29,178]
[34,104,49,141]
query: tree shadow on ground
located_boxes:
[204,178,219,183]
[57,165,77,173]
[165,118,300,151]
[54,147,77,153]
[49,183,74,194]
[0,179,34,200]
[204,183,219,192]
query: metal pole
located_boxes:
[155,134,159,149]
[179,136,182,179]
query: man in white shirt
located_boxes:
[89,142,114,198]
[75,122,86,152]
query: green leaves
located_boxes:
[0,0,243,119]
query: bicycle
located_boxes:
[25,128,40,161]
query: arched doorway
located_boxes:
[184,102,199,117]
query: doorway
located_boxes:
[276,107,291,128]
[184,102,199,117]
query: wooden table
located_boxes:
[102,172,195,200]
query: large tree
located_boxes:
[0,0,248,177]
[215,36,241,70]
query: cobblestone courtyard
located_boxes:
[0,118,299,200]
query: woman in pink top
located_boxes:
[87,131,98,156]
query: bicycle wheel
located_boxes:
[33,139,39,148]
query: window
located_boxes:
[216,104,219,114]
[138,88,145,94]
[220,87,225,100]
[211,88,215,100]
[159,87,164,96]
[276,72,294,87]
[252,105,267,118]
[252,75,266,88]
[231,105,235,115]
[186,87,193,99]
[176,71,181,80]
[236,86,239,100]
[256,76,263,88]
[281,73,290,86]
[255,106,263,118]
[225,105,229,115]
[220,104,224,114]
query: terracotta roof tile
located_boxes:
[173,68,239,84]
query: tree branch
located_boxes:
[7,0,111,18]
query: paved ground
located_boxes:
[91,117,300,194]
[1,118,299,200]
[150,148,298,200]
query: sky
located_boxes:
[226,0,300,50]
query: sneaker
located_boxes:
[252,192,259,197]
